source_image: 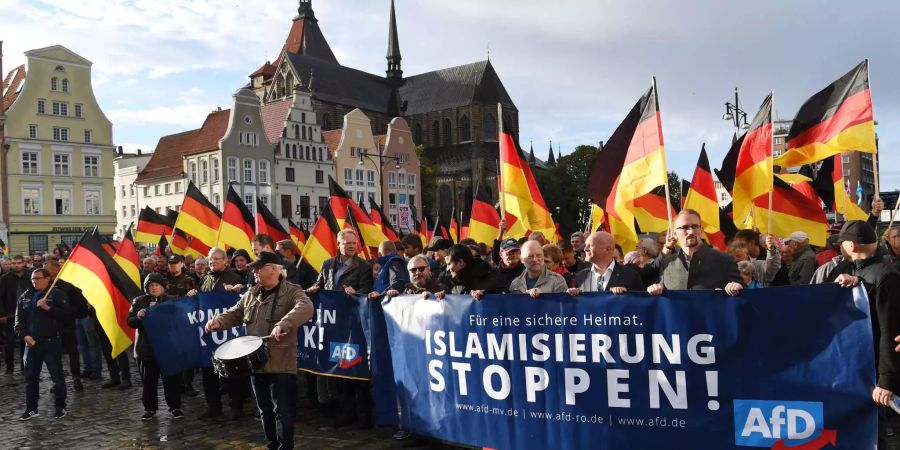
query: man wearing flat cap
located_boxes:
[817,220,900,447]
[784,231,816,285]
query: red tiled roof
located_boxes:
[250,61,276,79]
[259,97,292,144]
[374,134,387,148]
[136,109,231,183]
[2,65,26,113]
[323,129,343,158]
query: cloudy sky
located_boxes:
[3,0,899,192]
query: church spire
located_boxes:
[296,0,317,21]
[386,0,403,80]
[548,141,556,166]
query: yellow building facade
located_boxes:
[2,45,115,254]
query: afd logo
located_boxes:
[733,400,832,448]
[328,342,363,368]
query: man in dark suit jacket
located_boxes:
[567,231,643,296]
[646,209,744,295]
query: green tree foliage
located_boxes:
[415,144,439,213]
[532,145,599,237]
[668,171,682,211]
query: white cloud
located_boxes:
[107,104,217,127]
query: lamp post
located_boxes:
[722,87,750,132]
[358,143,403,210]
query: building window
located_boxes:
[54,153,70,176]
[84,129,92,144]
[294,144,300,160]
[344,168,353,186]
[399,173,406,189]
[29,235,49,254]
[285,167,295,182]
[130,185,135,197]
[244,194,254,211]
[843,168,850,177]
[200,159,209,184]
[37,99,46,114]
[243,159,255,183]
[52,101,68,116]
[408,174,416,188]
[389,193,396,210]
[213,193,221,209]
[300,196,310,219]
[306,146,311,160]
[83,155,99,177]
[227,157,238,182]
[175,182,182,193]
[23,187,41,214]
[154,185,160,195]
[319,196,329,213]
[367,170,375,187]
[121,186,126,198]
[260,195,269,206]
[85,189,101,215]
[301,112,306,123]
[460,115,471,141]
[319,148,323,161]
[409,194,416,206]
[74,103,83,118]
[51,77,58,91]
[189,161,197,184]
[388,172,397,188]
[130,205,136,217]
[258,160,269,184]
[212,157,220,182]
[356,169,364,186]
[62,78,69,93]
[143,186,150,197]
[302,126,306,140]
[54,187,72,215]
[350,147,356,158]
[52,127,69,141]
[399,154,408,163]
[484,114,497,140]
[442,118,452,145]
[316,170,324,184]
[356,191,364,204]
[431,121,440,146]
[22,152,39,175]
[842,155,850,164]
[164,183,171,195]
[28,124,37,139]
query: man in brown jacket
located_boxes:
[205,251,313,450]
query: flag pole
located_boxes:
[767,90,775,234]
[497,102,506,222]
[866,59,881,202]
[653,76,675,233]
[887,194,900,231]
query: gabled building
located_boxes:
[1,45,116,254]
[113,147,151,238]
[250,0,520,221]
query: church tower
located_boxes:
[385,0,403,81]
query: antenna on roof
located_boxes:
[486,42,490,61]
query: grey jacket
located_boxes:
[650,244,743,290]
[509,267,568,294]
[750,246,782,287]
[789,246,817,285]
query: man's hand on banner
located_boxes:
[567,288,581,296]
[186,289,198,297]
[434,291,445,300]
[472,290,484,301]
[724,282,744,296]
[873,386,893,406]
[205,319,222,332]
[343,285,357,295]
[306,285,320,294]
[647,283,665,295]
[367,291,382,300]
[610,287,627,295]
[527,288,541,298]
[834,274,860,288]
[385,289,399,297]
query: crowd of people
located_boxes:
[1,199,900,449]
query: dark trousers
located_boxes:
[137,359,182,412]
[98,323,130,382]
[880,407,900,450]
[338,379,373,422]
[201,366,250,410]
[60,325,81,378]
[2,320,20,372]
[252,373,297,450]
[24,338,67,412]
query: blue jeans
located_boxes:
[252,373,297,450]
[24,338,66,412]
[76,317,102,374]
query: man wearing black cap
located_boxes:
[488,238,525,293]
[819,220,900,447]
[164,254,198,297]
[425,238,452,275]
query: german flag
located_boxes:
[588,82,669,250]
[774,60,875,167]
[58,230,140,358]
[113,227,142,288]
[449,209,460,244]
[590,204,605,233]
[344,206,372,260]
[683,145,725,250]
[134,207,174,245]
[0,237,8,254]
[733,93,774,229]
[715,133,743,193]
[328,176,388,246]
[288,219,308,247]
[498,106,557,242]
[368,199,400,242]
[632,187,676,234]
[301,204,341,271]
[255,198,290,243]
[801,154,868,221]
[170,228,209,258]
[217,185,255,257]
[156,234,168,256]
[99,235,118,257]
[752,177,828,247]
[174,182,221,249]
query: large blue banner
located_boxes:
[381,285,876,449]
[297,291,372,380]
[142,292,242,376]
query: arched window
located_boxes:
[323,114,332,130]
[308,127,313,141]
[302,126,306,140]
[484,114,497,141]
[460,115,471,141]
[50,77,58,91]
[293,144,298,159]
[284,142,289,155]
[306,146,311,160]
[432,121,440,147]
[301,112,306,123]
[442,119,452,146]
[285,73,294,92]
[319,148,323,161]
[294,124,300,139]
[62,79,69,93]
[413,123,422,144]
[504,114,514,136]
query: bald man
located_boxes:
[568,231,643,295]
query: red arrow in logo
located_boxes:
[771,429,836,450]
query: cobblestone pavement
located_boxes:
[0,362,455,450]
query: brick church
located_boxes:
[249,0,526,220]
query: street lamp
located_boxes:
[358,143,403,209]
[722,87,750,131]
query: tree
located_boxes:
[537,145,599,236]
[415,144,439,213]
[667,171,682,211]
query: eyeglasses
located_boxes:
[409,266,429,273]
[675,224,702,231]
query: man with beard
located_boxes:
[646,209,743,295]
[885,226,900,271]
[386,255,443,297]
[509,241,567,297]
[489,238,525,293]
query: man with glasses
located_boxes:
[16,268,71,420]
[387,255,444,297]
[646,209,743,295]
[30,254,44,270]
